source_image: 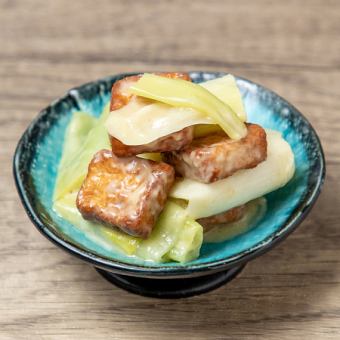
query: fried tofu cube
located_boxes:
[76,150,175,238]
[164,123,267,183]
[109,72,194,156]
[197,205,246,231]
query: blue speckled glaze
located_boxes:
[14,72,325,278]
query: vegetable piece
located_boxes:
[138,152,163,162]
[170,130,295,219]
[59,112,96,169]
[200,75,247,122]
[165,218,203,263]
[193,124,223,138]
[98,101,111,123]
[106,74,247,145]
[129,74,247,140]
[54,192,140,255]
[136,201,187,262]
[54,123,111,200]
[105,97,211,146]
[54,104,111,201]
[136,201,203,263]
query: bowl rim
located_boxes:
[13,71,326,278]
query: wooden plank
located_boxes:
[1,0,340,68]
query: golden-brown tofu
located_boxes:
[76,150,175,238]
[164,123,267,183]
[109,72,194,156]
[197,205,246,232]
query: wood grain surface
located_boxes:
[1,1,339,339]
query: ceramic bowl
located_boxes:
[13,71,325,298]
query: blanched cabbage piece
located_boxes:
[165,218,203,263]
[193,124,223,138]
[105,97,212,145]
[54,104,111,200]
[136,201,187,262]
[138,152,163,162]
[129,74,246,139]
[106,74,247,146]
[201,75,246,122]
[136,201,203,263]
[58,112,96,169]
[170,130,295,219]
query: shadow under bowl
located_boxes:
[13,71,325,298]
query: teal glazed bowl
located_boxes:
[14,72,325,298]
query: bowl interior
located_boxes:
[15,72,324,272]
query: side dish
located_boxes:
[53,72,295,263]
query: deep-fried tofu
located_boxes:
[164,123,267,183]
[197,205,246,232]
[109,72,194,156]
[76,150,175,238]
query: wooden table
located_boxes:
[1,1,339,339]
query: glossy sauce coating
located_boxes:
[76,150,175,238]
[165,123,267,183]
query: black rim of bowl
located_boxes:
[13,71,326,279]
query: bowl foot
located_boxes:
[95,265,245,298]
